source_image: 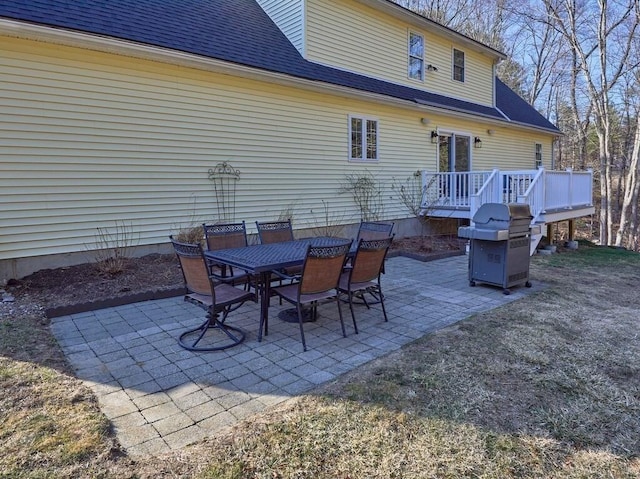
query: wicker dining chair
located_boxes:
[270,241,352,351]
[353,221,394,273]
[255,219,294,244]
[203,221,252,287]
[170,237,254,352]
[357,221,395,240]
[204,221,248,250]
[256,219,300,302]
[339,236,393,333]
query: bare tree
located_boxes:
[614,60,640,248]
[615,111,640,247]
[393,0,476,28]
[509,1,564,109]
[543,0,639,245]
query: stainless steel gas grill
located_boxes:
[458,203,533,294]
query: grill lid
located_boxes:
[472,203,532,229]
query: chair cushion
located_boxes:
[338,272,376,292]
[186,292,213,308]
[216,283,254,307]
[273,283,339,304]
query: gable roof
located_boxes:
[0,0,560,134]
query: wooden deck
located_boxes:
[421,168,595,225]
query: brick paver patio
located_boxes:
[50,255,539,456]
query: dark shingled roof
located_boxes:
[495,78,558,131]
[0,0,560,133]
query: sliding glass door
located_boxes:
[437,133,471,203]
[438,133,470,173]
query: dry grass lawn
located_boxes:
[1,241,639,478]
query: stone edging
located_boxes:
[45,250,465,318]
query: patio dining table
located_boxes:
[205,236,354,342]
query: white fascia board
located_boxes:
[0,18,553,135]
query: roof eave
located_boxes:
[501,120,562,136]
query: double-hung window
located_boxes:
[535,143,543,168]
[453,49,465,82]
[349,116,378,161]
[408,32,424,81]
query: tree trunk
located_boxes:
[615,115,640,247]
[598,133,608,245]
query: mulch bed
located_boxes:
[3,236,465,318]
[389,235,466,260]
[5,254,184,318]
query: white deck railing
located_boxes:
[421,170,494,209]
[421,168,593,223]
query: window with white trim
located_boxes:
[535,143,543,168]
[349,116,378,161]
[408,32,424,81]
[453,49,465,82]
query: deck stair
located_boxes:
[529,224,544,255]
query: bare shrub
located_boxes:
[277,201,297,223]
[87,220,139,275]
[308,200,346,237]
[173,225,204,245]
[171,195,206,245]
[391,173,438,245]
[339,171,384,221]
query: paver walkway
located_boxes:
[50,255,539,456]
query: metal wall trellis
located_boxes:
[208,161,240,222]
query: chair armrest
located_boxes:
[271,268,301,282]
[209,272,234,283]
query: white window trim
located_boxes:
[535,143,543,168]
[408,31,425,82]
[349,114,379,162]
[452,48,465,83]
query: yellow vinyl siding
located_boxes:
[473,129,554,171]
[0,37,422,260]
[305,0,494,106]
[428,116,554,171]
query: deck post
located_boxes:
[568,220,575,240]
[492,168,501,203]
[539,167,546,213]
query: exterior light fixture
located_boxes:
[431,130,439,143]
[487,129,495,135]
[426,64,438,72]
[420,117,430,125]
[474,136,482,148]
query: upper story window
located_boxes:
[535,143,543,168]
[408,32,424,81]
[453,49,465,82]
[350,115,378,161]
